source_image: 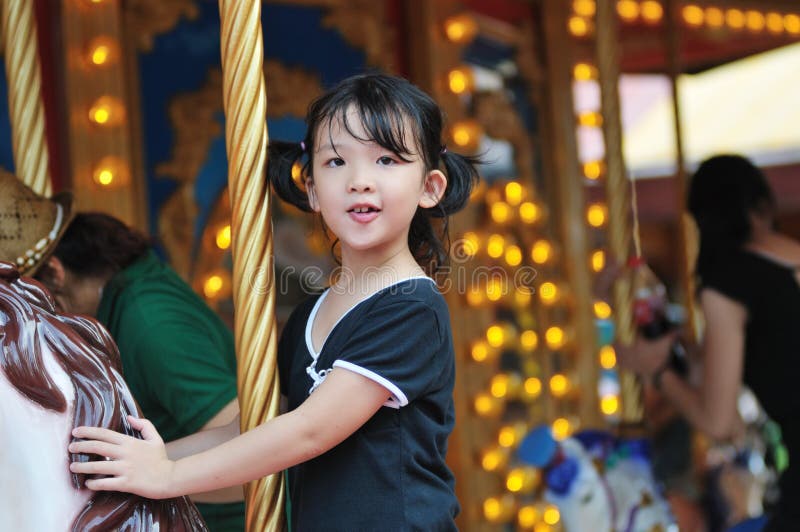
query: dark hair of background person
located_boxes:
[688,154,775,281]
[267,73,481,274]
[51,213,151,278]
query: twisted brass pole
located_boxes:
[1,0,51,196]
[596,0,642,422]
[218,1,284,530]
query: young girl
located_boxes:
[69,73,480,530]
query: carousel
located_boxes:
[0,0,799,530]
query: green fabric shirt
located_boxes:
[96,251,244,532]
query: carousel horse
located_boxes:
[0,262,207,531]
[519,426,677,532]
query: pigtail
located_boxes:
[412,149,482,274]
[434,150,481,217]
[267,140,313,212]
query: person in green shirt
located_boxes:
[34,212,245,532]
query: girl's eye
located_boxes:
[324,157,345,168]
[377,156,396,166]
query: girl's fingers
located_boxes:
[128,415,162,442]
[72,425,130,444]
[84,476,127,492]
[68,440,122,459]
[70,458,123,476]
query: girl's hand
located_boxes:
[615,332,677,381]
[69,415,176,500]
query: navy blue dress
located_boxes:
[277,278,459,531]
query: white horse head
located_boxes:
[0,262,207,531]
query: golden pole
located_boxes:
[595,0,642,422]
[217,1,284,530]
[1,0,51,196]
[665,0,699,342]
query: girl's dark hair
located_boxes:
[268,73,480,273]
[52,213,151,278]
[688,154,774,280]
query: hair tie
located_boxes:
[300,141,306,152]
[440,145,447,155]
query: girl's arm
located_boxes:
[618,288,746,440]
[69,368,390,499]
[166,414,240,461]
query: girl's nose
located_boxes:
[347,171,375,192]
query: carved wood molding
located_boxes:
[124,0,199,52]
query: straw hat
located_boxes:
[0,169,74,275]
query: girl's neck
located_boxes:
[334,245,426,294]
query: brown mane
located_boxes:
[0,261,207,531]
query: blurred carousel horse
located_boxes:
[0,262,207,531]
[519,426,677,532]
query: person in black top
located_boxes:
[618,155,800,531]
[67,73,480,531]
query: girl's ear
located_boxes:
[419,170,447,209]
[306,178,321,212]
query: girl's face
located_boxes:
[306,109,445,263]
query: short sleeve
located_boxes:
[128,320,238,434]
[332,298,445,408]
[700,260,752,306]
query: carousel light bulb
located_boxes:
[461,231,480,256]
[552,417,571,440]
[491,374,511,399]
[451,120,482,150]
[471,341,490,362]
[705,7,724,28]
[215,225,232,250]
[599,345,617,369]
[466,287,485,307]
[578,111,603,127]
[504,181,523,206]
[549,373,570,397]
[520,330,538,350]
[539,282,559,305]
[583,160,604,180]
[92,156,128,188]
[587,203,608,227]
[591,249,606,272]
[524,377,543,399]
[531,240,552,264]
[518,505,540,528]
[725,9,745,29]
[766,12,784,34]
[88,96,124,126]
[486,278,504,302]
[616,0,639,22]
[543,505,561,525]
[545,326,566,349]
[573,62,597,81]
[568,16,591,37]
[573,0,596,17]
[601,394,620,415]
[682,5,704,27]
[505,469,525,493]
[481,447,508,472]
[474,392,501,417]
[444,14,478,44]
[641,1,663,23]
[491,201,511,223]
[447,67,474,95]
[91,44,110,65]
[483,495,514,523]
[745,10,765,31]
[505,245,522,267]
[486,325,505,347]
[487,234,505,258]
[785,14,800,34]
[594,300,612,319]
[519,201,542,224]
[203,275,224,299]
